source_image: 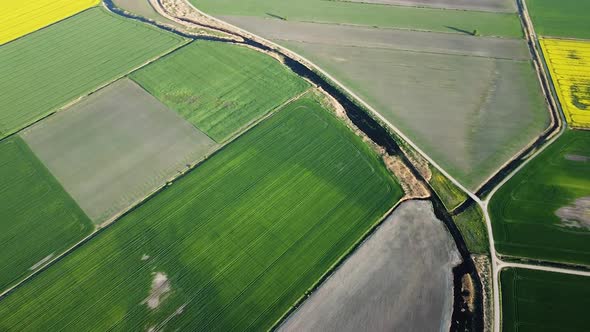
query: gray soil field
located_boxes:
[279,200,461,332]
[341,0,516,12]
[21,78,217,224]
[221,18,549,189]
[221,17,529,60]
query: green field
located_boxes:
[193,0,523,38]
[501,268,590,332]
[0,95,402,330]
[490,130,590,265]
[429,165,468,211]
[528,0,590,39]
[0,7,185,139]
[132,42,309,142]
[453,202,489,255]
[0,136,92,291]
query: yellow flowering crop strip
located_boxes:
[541,38,590,129]
[0,0,100,45]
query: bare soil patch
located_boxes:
[279,200,461,332]
[556,197,590,230]
[144,272,171,309]
[565,154,589,162]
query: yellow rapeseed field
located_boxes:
[0,0,100,45]
[541,38,590,129]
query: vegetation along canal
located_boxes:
[104,0,484,330]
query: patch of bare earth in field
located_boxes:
[144,272,171,310]
[556,197,590,230]
[279,200,461,332]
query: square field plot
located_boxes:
[0,7,185,140]
[501,268,590,332]
[131,41,309,142]
[0,95,402,331]
[489,130,590,266]
[0,0,99,45]
[21,78,217,224]
[0,136,92,291]
[541,39,590,129]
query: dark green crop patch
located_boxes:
[490,130,590,265]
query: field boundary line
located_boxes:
[537,35,590,42]
[498,262,590,277]
[293,19,522,40]
[0,34,190,145]
[0,89,312,300]
[218,88,312,144]
[472,0,565,198]
[271,199,405,330]
[326,0,518,14]
[272,37,531,61]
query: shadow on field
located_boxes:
[266,13,287,21]
[445,26,474,36]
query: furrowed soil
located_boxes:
[0,7,185,139]
[279,200,460,332]
[501,268,590,332]
[21,78,217,224]
[489,129,590,265]
[0,136,92,291]
[0,95,402,331]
